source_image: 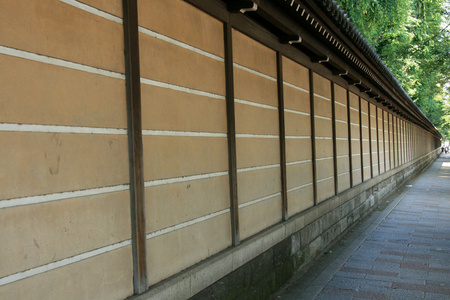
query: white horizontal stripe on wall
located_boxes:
[284,108,310,116]
[237,164,280,173]
[350,107,359,112]
[140,78,225,100]
[146,209,230,240]
[236,133,279,139]
[233,63,277,82]
[138,26,224,62]
[316,157,333,161]
[317,176,334,183]
[336,137,348,141]
[287,182,313,193]
[313,93,331,101]
[60,0,122,24]
[286,159,312,166]
[235,98,278,110]
[0,185,130,209]
[0,46,125,80]
[315,136,332,140]
[336,119,347,124]
[144,172,228,188]
[286,136,310,140]
[283,81,310,94]
[352,168,362,172]
[335,101,347,107]
[338,171,350,176]
[238,192,281,209]
[0,123,127,135]
[0,239,131,286]
[315,115,332,121]
[336,155,349,159]
[142,130,227,138]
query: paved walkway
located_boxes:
[275,153,450,300]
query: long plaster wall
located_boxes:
[0,1,441,299]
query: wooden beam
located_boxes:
[122,0,148,294]
[277,52,288,220]
[224,22,240,246]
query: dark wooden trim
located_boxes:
[359,97,365,181]
[224,22,240,246]
[347,89,353,187]
[309,70,317,205]
[277,52,288,220]
[331,82,338,196]
[122,0,148,294]
[185,0,229,22]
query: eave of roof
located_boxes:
[223,0,441,138]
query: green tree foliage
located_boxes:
[338,0,450,140]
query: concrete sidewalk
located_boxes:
[274,153,450,300]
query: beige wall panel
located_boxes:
[363,166,371,180]
[138,0,224,57]
[285,113,311,137]
[283,85,311,113]
[79,0,123,17]
[316,158,334,179]
[336,140,349,156]
[337,174,350,193]
[352,154,361,167]
[236,138,280,169]
[315,139,333,159]
[315,118,333,138]
[237,168,281,204]
[285,139,312,162]
[334,85,347,103]
[349,92,359,105]
[232,30,277,77]
[314,97,332,118]
[234,68,278,107]
[145,175,230,233]
[0,132,128,200]
[0,55,127,128]
[1,191,130,278]
[147,214,231,285]
[351,141,361,155]
[336,122,348,138]
[139,34,225,95]
[313,73,331,99]
[239,196,282,240]
[143,136,228,181]
[287,186,314,216]
[282,56,309,90]
[235,104,279,135]
[317,178,334,203]
[336,157,350,173]
[141,85,227,133]
[286,162,313,189]
[350,109,360,124]
[335,105,347,121]
[0,0,124,73]
[351,125,360,139]
[352,171,362,185]
[361,114,369,127]
[0,246,133,300]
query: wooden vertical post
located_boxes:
[277,53,288,220]
[309,70,317,205]
[331,82,338,195]
[347,90,353,187]
[224,22,240,246]
[122,0,148,294]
